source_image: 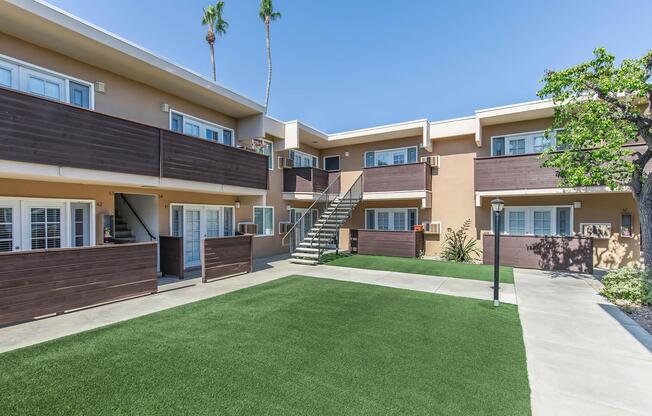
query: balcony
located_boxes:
[0,87,268,191]
[363,162,431,201]
[474,154,559,192]
[283,167,339,199]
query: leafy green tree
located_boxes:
[259,0,281,113]
[538,48,652,270]
[202,2,228,82]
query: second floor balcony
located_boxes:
[0,86,268,192]
[283,167,340,199]
[474,153,560,192]
[363,162,432,200]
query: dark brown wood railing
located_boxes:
[283,167,330,193]
[474,154,560,192]
[202,235,253,282]
[351,229,425,258]
[0,86,268,189]
[0,242,158,326]
[159,236,184,278]
[363,163,431,193]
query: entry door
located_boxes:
[184,208,201,268]
[0,202,19,252]
[206,208,221,238]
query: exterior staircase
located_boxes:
[113,210,136,244]
[290,196,362,265]
[285,173,364,265]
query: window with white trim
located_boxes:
[0,207,13,252]
[364,146,418,167]
[289,150,318,168]
[0,54,93,109]
[253,138,274,170]
[491,131,560,156]
[253,206,274,236]
[324,155,340,171]
[494,206,573,236]
[365,208,418,231]
[169,110,235,146]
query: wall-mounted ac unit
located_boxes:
[278,157,294,169]
[420,155,441,168]
[278,222,292,235]
[425,221,442,234]
[238,222,258,235]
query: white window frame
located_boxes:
[492,205,574,236]
[490,130,561,157]
[253,206,274,237]
[253,138,274,170]
[289,149,318,168]
[168,203,236,239]
[364,208,419,231]
[0,196,96,251]
[364,146,418,167]
[168,109,235,146]
[323,155,341,172]
[0,53,95,109]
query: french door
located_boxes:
[172,204,235,268]
[0,201,19,252]
[290,208,318,244]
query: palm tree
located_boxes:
[202,2,228,82]
[259,0,281,113]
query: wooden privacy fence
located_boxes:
[350,230,425,258]
[159,236,184,278]
[202,235,254,283]
[483,234,594,273]
[0,242,158,326]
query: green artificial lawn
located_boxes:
[322,254,515,284]
[0,276,530,416]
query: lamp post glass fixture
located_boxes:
[491,198,505,307]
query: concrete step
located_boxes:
[289,258,319,265]
[292,252,319,259]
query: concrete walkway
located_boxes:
[0,257,514,353]
[515,268,652,416]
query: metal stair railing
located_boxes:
[314,173,363,261]
[117,193,156,241]
[282,173,341,252]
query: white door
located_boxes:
[184,208,201,268]
[206,208,221,238]
[0,202,19,252]
[21,203,67,250]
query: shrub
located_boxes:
[441,219,481,263]
[601,267,652,306]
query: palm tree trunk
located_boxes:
[264,19,272,113]
[209,42,216,81]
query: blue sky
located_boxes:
[48,0,651,133]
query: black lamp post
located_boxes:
[491,198,505,307]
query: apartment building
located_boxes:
[0,1,642,277]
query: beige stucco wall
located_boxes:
[479,117,553,157]
[0,32,236,132]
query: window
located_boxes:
[169,110,235,146]
[254,207,274,236]
[364,146,418,167]
[0,207,13,252]
[324,155,340,171]
[223,207,234,236]
[253,138,274,170]
[70,203,91,247]
[365,208,418,231]
[621,213,633,237]
[30,208,61,249]
[491,130,560,156]
[0,54,93,109]
[496,206,573,236]
[289,150,318,168]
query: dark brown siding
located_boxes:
[159,236,184,278]
[474,154,560,191]
[363,163,431,193]
[283,168,330,193]
[202,235,253,282]
[0,87,268,189]
[161,130,268,189]
[482,234,593,273]
[353,230,425,258]
[0,243,158,326]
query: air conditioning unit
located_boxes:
[425,221,442,234]
[420,155,441,168]
[278,156,294,169]
[238,222,258,235]
[279,222,292,235]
